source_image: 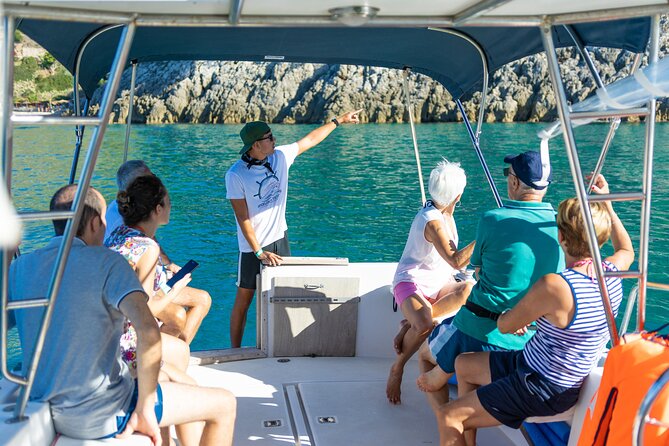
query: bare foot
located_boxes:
[386,364,403,404]
[416,368,449,393]
[393,320,410,354]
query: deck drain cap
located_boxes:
[318,416,337,424]
[263,420,282,428]
[277,358,290,363]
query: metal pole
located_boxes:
[229,0,245,25]
[636,14,660,332]
[70,25,123,184]
[12,22,137,422]
[541,23,620,346]
[1,14,14,192]
[587,119,619,192]
[123,59,138,163]
[68,100,89,184]
[456,99,503,208]
[0,14,25,386]
[620,285,638,335]
[633,366,669,446]
[563,23,622,194]
[427,28,490,140]
[401,68,426,205]
[563,25,605,90]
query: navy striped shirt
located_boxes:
[523,261,623,388]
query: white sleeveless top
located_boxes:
[393,201,458,299]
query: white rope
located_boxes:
[595,87,630,110]
[401,68,426,205]
[535,138,552,188]
[634,69,669,98]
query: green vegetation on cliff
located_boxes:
[13,31,73,105]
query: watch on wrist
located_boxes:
[331,118,340,127]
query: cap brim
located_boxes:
[503,154,517,163]
[239,144,252,155]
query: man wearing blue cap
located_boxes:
[417,151,564,416]
[225,109,363,347]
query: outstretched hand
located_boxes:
[115,406,161,446]
[337,109,363,124]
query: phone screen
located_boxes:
[166,259,199,288]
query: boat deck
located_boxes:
[190,356,528,446]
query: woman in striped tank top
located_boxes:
[434,174,634,446]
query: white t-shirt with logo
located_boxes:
[225,143,299,252]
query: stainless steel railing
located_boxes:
[0,13,136,422]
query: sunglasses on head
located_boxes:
[257,134,274,142]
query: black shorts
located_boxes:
[237,233,291,290]
[476,350,581,429]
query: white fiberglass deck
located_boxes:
[190,356,528,446]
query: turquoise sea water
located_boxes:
[6,122,669,368]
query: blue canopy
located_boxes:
[17,18,650,99]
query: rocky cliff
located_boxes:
[93,24,669,124]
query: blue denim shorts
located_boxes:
[477,350,581,429]
[428,320,506,374]
[100,383,164,438]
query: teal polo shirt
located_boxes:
[453,199,565,350]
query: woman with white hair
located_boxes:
[386,160,475,405]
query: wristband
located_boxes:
[159,282,171,295]
[331,118,340,127]
[255,249,264,259]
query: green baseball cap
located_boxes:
[239,121,271,154]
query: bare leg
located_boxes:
[159,382,237,446]
[160,427,173,446]
[230,287,254,348]
[418,341,452,412]
[431,282,472,319]
[436,387,500,446]
[161,332,190,371]
[393,319,410,354]
[455,352,493,446]
[157,303,188,341]
[171,286,212,344]
[417,364,451,392]
[160,363,205,446]
[387,294,434,404]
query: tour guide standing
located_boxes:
[225,109,363,347]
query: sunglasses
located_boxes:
[503,167,516,178]
[257,134,275,142]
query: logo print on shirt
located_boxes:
[255,172,281,209]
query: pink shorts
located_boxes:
[393,282,437,308]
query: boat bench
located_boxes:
[0,381,152,446]
[523,367,604,445]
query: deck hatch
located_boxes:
[269,277,360,357]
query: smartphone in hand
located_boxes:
[166,260,199,288]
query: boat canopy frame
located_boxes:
[1,2,667,425]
